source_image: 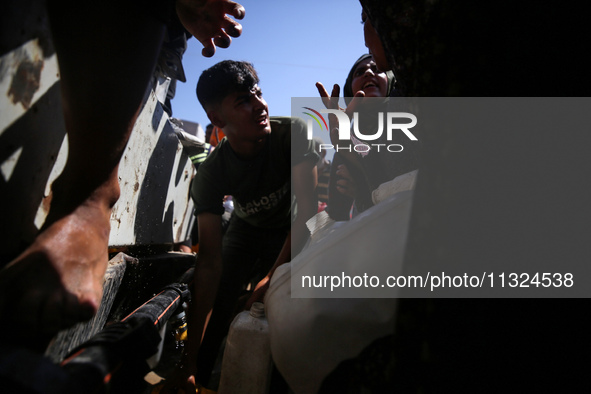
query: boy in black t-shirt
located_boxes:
[182,60,318,387]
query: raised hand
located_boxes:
[316,82,341,112]
[244,276,270,311]
[315,82,363,168]
[176,0,245,57]
[315,82,344,147]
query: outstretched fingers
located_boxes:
[201,39,216,57]
[177,0,245,57]
[316,82,342,111]
[213,6,245,48]
[223,0,245,20]
[223,3,244,36]
[331,83,341,102]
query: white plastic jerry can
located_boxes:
[218,302,273,394]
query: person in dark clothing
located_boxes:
[318,54,419,218]
[169,60,318,391]
[0,0,245,348]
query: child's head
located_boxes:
[197,60,259,111]
[343,54,395,104]
[197,61,270,151]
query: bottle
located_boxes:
[148,305,189,385]
[170,308,188,344]
[217,302,273,394]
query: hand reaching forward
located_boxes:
[315,82,367,118]
[315,82,365,170]
[244,276,270,311]
[315,82,368,144]
[176,0,245,57]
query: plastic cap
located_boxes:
[250,302,265,318]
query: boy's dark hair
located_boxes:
[196,60,259,110]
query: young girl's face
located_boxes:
[350,57,389,98]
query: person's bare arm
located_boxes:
[0,0,247,347]
[187,213,223,356]
[245,160,317,308]
[163,212,222,392]
[0,0,168,346]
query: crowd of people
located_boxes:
[0,0,410,390]
[5,0,581,393]
[176,6,421,390]
[0,0,419,389]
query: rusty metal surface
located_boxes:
[1,3,195,258]
[0,37,64,256]
[109,89,195,247]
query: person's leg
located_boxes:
[0,0,165,344]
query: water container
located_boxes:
[266,190,413,393]
[217,302,272,394]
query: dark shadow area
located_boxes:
[362,0,591,97]
[0,82,66,264]
[133,120,181,246]
[0,0,55,58]
[325,1,591,392]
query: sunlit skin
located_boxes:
[350,57,389,98]
[0,0,245,362]
[176,0,245,57]
[208,85,271,159]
